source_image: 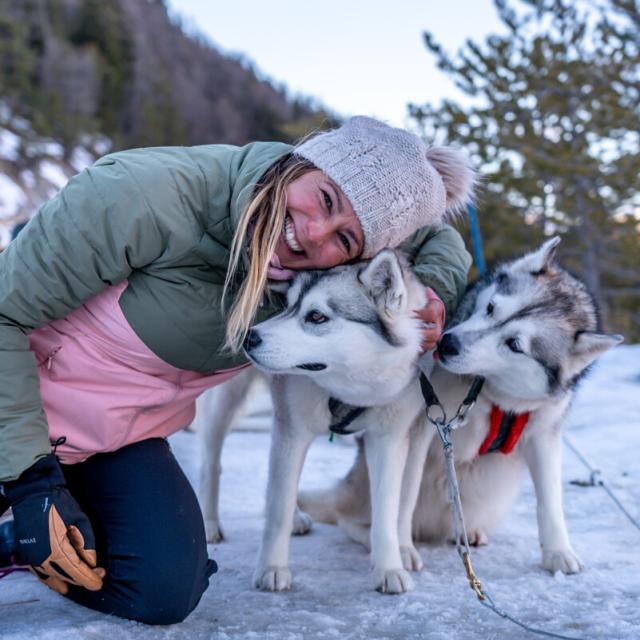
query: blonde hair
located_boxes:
[223,153,316,352]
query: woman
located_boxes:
[0,116,475,624]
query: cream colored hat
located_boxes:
[295,116,477,258]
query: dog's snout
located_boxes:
[243,328,262,351]
[438,332,460,358]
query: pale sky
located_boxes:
[167,0,505,127]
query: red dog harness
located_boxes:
[478,406,530,455]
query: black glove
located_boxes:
[1,454,105,594]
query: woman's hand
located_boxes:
[414,288,446,353]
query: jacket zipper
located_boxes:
[46,347,62,370]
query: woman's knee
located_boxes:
[128,556,218,625]
[67,555,217,625]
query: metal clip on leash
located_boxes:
[419,372,586,640]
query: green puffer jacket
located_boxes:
[0,141,472,482]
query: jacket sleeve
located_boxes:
[399,223,472,319]
[0,156,175,482]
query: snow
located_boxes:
[38,160,69,190]
[0,129,21,162]
[19,170,36,190]
[69,147,96,174]
[26,141,64,160]
[1,345,639,639]
[0,173,26,220]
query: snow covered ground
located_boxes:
[1,345,639,640]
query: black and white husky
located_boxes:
[241,250,436,594]
[198,249,436,593]
[299,237,623,575]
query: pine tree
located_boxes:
[410,0,640,338]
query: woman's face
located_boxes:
[274,170,364,270]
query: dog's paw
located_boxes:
[253,566,292,591]
[372,568,415,594]
[468,530,489,546]
[400,545,424,572]
[449,530,489,547]
[292,509,313,536]
[204,519,225,543]
[542,548,584,575]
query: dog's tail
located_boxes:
[297,487,340,524]
[298,438,370,526]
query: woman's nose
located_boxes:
[306,219,333,245]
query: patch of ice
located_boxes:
[0,342,637,639]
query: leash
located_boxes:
[564,435,640,532]
[420,373,586,640]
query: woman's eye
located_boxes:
[321,189,333,211]
[505,337,523,353]
[305,310,328,324]
[339,233,351,254]
[486,302,494,315]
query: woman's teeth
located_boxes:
[284,215,304,254]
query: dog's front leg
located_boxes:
[253,411,316,591]
[523,429,583,574]
[365,429,414,593]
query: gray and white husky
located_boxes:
[199,249,436,593]
[299,237,623,575]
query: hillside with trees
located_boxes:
[0,0,334,154]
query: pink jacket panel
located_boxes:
[29,281,249,464]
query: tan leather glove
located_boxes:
[1,454,105,594]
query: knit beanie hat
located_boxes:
[295,116,477,258]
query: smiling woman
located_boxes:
[0,114,476,625]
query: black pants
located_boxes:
[4,439,217,625]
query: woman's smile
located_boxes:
[283,214,304,255]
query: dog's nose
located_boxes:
[438,332,460,358]
[243,328,262,351]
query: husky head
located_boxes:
[437,237,623,403]
[244,250,426,406]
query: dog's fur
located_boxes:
[299,237,623,575]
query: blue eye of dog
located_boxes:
[486,302,494,315]
[305,311,328,324]
[505,337,523,353]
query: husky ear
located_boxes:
[359,250,407,315]
[569,331,623,375]
[515,236,561,276]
